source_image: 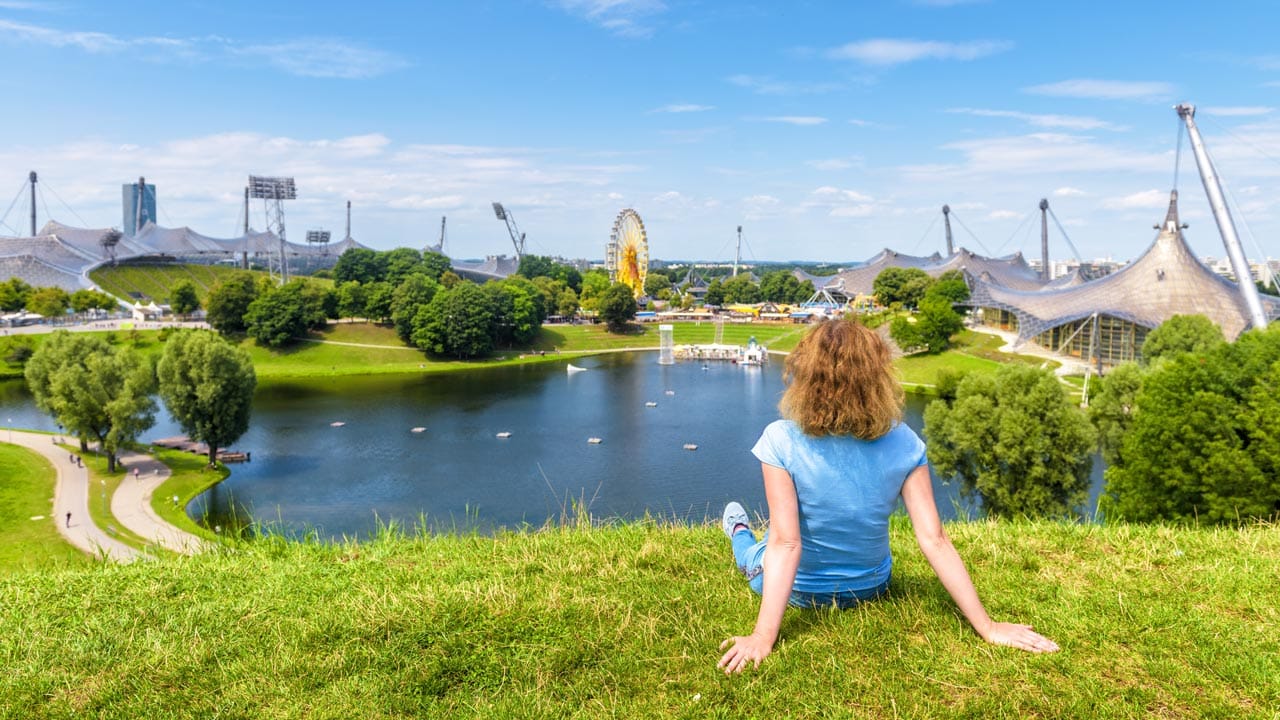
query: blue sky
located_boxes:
[1,0,1279,265]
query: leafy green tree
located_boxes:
[25,332,155,471]
[1103,327,1280,523]
[722,274,762,304]
[333,248,384,284]
[0,277,32,311]
[337,281,368,321]
[364,281,395,324]
[598,282,638,331]
[70,289,116,315]
[927,271,970,305]
[169,280,201,317]
[643,273,672,298]
[391,274,440,343]
[1140,314,1224,364]
[1087,362,1144,467]
[499,276,546,344]
[578,269,611,311]
[28,287,70,319]
[157,331,257,467]
[924,364,1096,518]
[244,280,327,348]
[759,270,801,303]
[873,267,931,309]
[557,288,579,318]
[411,282,497,359]
[382,248,423,286]
[703,278,725,307]
[440,270,462,289]
[420,251,451,282]
[205,272,260,335]
[517,254,558,280]
[792,279,815,304]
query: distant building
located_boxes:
[122,179,156,237]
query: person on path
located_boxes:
[717,319,1059,674]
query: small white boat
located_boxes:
[410,427,426,433]
[567,364,587,374]
[587,437,603,444]
[330,421,346,427]
[683,443,698,451]
[645,401,658,408]
[664,390,676,396]
[496,432,512,439]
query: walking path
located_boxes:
[967,325,1089,376]
[4,430,207,562]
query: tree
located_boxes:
[579,270,611,310]
[1087,362,1144,467]
[0,277,32,311]
[333,248,384,284]
[157,331,257,467]
[598,282,638,331]
[382,248,423,286]
[759,270,801,303]
[498,276,546,345]
[364,281,395,324]
[421,251,451,282]
[792,279,815,304]
[517,254,558,280]
[28,287,70,319]
[557,288,580,318]
[1140,314,1224,364]
[1102,327,1280,523]
[205,272,260,335]
[24,332,156,471]
[391,274,440,343]
[923,364,1096,518]
[722,274,762,304]
[70,289,117,315]
[873,267,931,309]
[927,271,970,305]
[644,273,672,298]
[169,280,200,317]
[244,280,327,348]
[411,282,497,359]
[703,278,725,307]
[337,281,368,321]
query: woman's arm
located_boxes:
[900,464,1059,653]
[718,462,802,673]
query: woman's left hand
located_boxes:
[983,621,1060,653]
[718,632,774,673]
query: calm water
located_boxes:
[0,353,1104,538]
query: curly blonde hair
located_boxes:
[779,319,903,439]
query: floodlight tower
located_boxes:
[249,175,297,283]
[492,202,526,261]
[306,230,331,256]
[1175,104,1268,330]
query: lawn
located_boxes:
[0,443,87,572]
[0,518,1275,718]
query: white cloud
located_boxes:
[1054,186,1087,197]
[388,194,466,210]
[808,157,857,171]
[947,107,1122,131]
[1202,106,1274,117]
[988,210,1019,220]
[848,118,873,127]
[1102,189,1168,210]
[907,133,1169,180]
[827,38,1011,66]
[649,104,714,114]
[0,18,407,78]
[805,186,878,218]
[1024,79,1175,101]
[726,74,841,96]
[553,0,667,38]
[761,116,828,126]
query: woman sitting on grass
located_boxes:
[718,319,1058,674]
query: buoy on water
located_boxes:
[496,432,512,439]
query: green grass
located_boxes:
[0,518,1275,718]
[89,263,254,303]
[148,447,230,540]
[68,443,169,555]
[0,443,87,572]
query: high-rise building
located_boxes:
[122,178,156,236]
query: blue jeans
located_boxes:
[730,528,890,609]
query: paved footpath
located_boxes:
[5,430,206,562]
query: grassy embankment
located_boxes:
[0,443,86,571]
[1,518,1276,718]
[88,263,246,304]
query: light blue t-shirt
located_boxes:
[751,419,928,594]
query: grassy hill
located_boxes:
[1,518,1275,718]
[89,262,251,304]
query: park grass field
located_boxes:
[0,517,1275,718]
[0,443,86,572]
[89,263,247,303]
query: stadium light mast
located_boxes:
[249,175,297,283]
[1039,199,1050,281]
[29,171,36,237]
[1176,103,1268,330]
[306,230,331,257]
[492,202,525,261]
[942,205,954,256]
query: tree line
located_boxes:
[0,277,117,319]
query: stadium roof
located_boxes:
[814,247,1044,299]
[966,191,1280,342]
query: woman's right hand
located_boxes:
[982,621,1060,653]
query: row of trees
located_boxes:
[24,330,255,470]
[0,278,117,318]
[922,314,1278,525]
[886,270,970,354]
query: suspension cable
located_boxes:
[0,179,29,235]
[946,209,993,255]
[1047,208,1084,263]
[908,210,940,254]
[40,178,91,228]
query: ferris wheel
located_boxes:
[607,208,649,298]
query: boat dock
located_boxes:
[151,436,250,463]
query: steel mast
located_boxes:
[942,204,954,256]
[29,171,36,237]
[733,225,742,277]
[1039,198,1050,281]
[1176,103,1268,329]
